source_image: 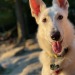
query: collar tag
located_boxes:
[50,64,60,70]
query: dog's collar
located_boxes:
[50,63,62,75]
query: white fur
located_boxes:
[29,0,75,75]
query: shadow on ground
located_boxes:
[0,39,42,75]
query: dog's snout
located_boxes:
[51,31,61,41]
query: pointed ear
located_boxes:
[53,0,69,9]
[29,0,46,18]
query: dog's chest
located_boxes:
[40,51,70,75]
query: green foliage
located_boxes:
[0,10,15,26]
[0,0,75,33]
[68,0,75,24]
[43,0,52,6]
[0,0,16,28]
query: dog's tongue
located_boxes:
[52,41,62,54]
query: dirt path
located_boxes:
[0,39,42,75]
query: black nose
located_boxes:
[51,31,61,41]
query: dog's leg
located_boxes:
[39,51,54,75]
[41,66,51,75]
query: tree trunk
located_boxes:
[15,0,29,44]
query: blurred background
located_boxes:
[0,0,75,75]
[0,0,75,43]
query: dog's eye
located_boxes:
[42,18,47,23]
[57,15,63,20]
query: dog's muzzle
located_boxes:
[57,47,69,57]
[50,30,63,54]
[51,31,61,41]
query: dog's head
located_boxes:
[29,0,74,55]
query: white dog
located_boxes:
[29,0,75,75]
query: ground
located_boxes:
[0,39,42,75]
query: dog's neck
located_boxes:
[47,47,69,75]
[43,47,69,74]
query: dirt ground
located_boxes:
[0,39,42,75]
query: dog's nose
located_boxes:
[51,31,61,41]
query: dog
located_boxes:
[29,0,75,75]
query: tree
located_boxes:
[15,0,29,44]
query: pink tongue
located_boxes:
[52,41,62,54]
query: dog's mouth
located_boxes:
[52,40,63,54]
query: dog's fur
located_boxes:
[29,0,75,75]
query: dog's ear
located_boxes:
[53,0,69,10]
[29,0,46,18]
